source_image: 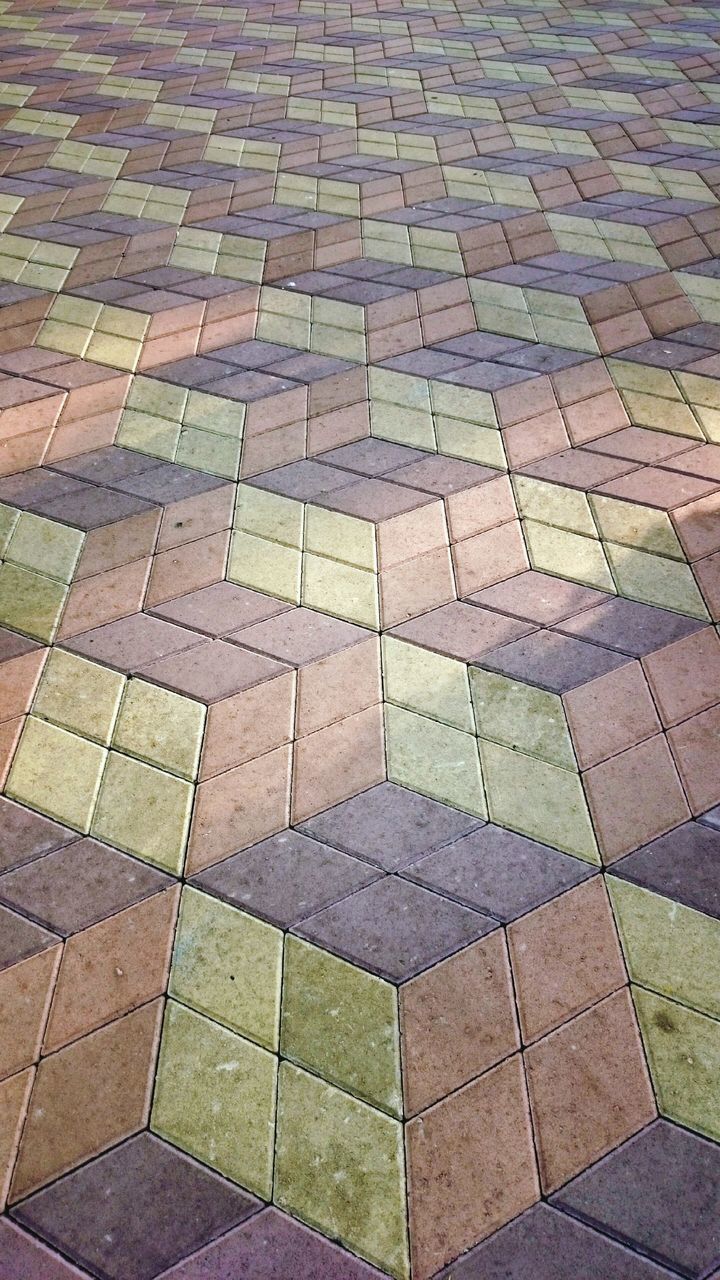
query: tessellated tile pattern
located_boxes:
[0,0,719,1274]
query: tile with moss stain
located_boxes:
[385,703,486,818]
[479,739,599,863]
[524,521,615,593]
[609,879,720,1021]
[0,564,67,643]
[169,886,282,1050]
[606,543,709,619]
[382,636,474,733]
[91,751,193,873]
[281,936,401,1115]
[274,1062,409,1280]
[471,669,576,770]
[302,554,379,630]
[634,987,720,1143]
[6,513,84,584]
[151,1000,277,1199]
[228,531,301,603]
[6,716,106,832]
[33,650,125,746]
[0,505,19,556]
[112,679,205,780]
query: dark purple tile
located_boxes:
[551,1120,720,1279]
[437,1203,676,1279]
[192,830,380,929]
[293,874,497,983]
[0,796,78,874]
[11,1134,261,1280]
[0,1220,90,1279]
[297,781,482,872]
[0,839,172,936]
[0,902,58,969]
[699,806,720,832]
[557,598,707,656]
[157,1207,389,1278]
[50,447,162,487]
[611,821,720,919]
[475,629,629,694]
[403,823,595,923]
[317,439,427,477]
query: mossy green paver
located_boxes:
[281,936,402,1115]
[112,678,205,780]
[151,1000,278,1198]
[634,987,720,1143]
[33,649,125,745]
[385,703,486,818]
[274,1062,409,1279]
[479,739,600,863]
[609,878,720,1021]
[169,886,283,1050]
[6,715,107,832]
[91,750,193,873]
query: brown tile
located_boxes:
[235,608,381,737]
[400,931,519,1116]
[508,878,627,1044]
[524,989,656,1194]
[9,999,163,1202]
[563,661,661,770]
[291,704,385,823]
[144,532,229,609]
[583,735,691,863]
[186,745,292,875]
[43,885,180,1053]
[0,942,61,1081]
[57,559,151,641]
[642,628,720,728]
[668,704,720,816]
[406,1055,539,1280]
[0,1068,34,1211]
[150,582,291,637]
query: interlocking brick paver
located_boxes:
[0,0,719,1273]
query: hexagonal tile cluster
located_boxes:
[1,0,720,1276]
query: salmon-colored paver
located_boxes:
[1,0,720,1274]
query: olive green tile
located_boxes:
[609,878,720,1021]
[634,987,720,1143]
[281,936,401,1116]
[151,1000,277,1198]
[176,427,240,480]
[0,563,67,642]
[385,703,486,818]
[471,669,575,769]
[274,1062,409,1280]
[302,553,379,630]
[170,886,282,1050]
[0,503,19,555]
[383,636,474,733]
[34,649,125,745]
[113,678,205,779]
[6,715,107,832]
[7,513,83,584]
[479,739,599,863]
[227,530,301,603]
[524,520,615,593]
[606,542,709,619]
[91,750,193,873]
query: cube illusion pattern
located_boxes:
[0,0,720,1276]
